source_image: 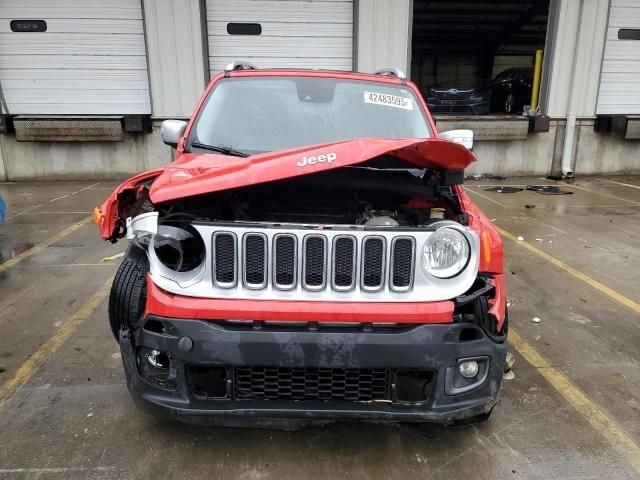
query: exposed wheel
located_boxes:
[504,93,514,113]
[108,244,149,340]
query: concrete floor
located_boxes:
[0,177,639,479]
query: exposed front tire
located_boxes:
[108,245,149,340]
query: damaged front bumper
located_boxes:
[119,314,507,427]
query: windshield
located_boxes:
[189,76,432,155]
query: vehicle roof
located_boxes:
[225,68,406,85]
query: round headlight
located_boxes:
[422,227,470,278]
[152,225,205,272]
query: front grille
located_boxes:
[273,234,296,288]
[362,237,385,290]
[233,366,390,401]
[303,236,326,289]
[391,237,415,290]
[213,233,236,286]
[333,236,356,289]
[210,229,417,294]
[244,234,266,287]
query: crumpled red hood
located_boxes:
[149,137,476,203]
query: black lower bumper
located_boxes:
[120,317,506,426]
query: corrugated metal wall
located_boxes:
[143,0,205,117]
[545,0,609,117]
[0,0,151,115]
[206,0,353,75]
[357,0,411,75]
[597,0,640,114]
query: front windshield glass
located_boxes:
[190,76,432,155]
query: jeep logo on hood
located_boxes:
[297,152,337,167]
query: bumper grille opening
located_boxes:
[394,371,434,403]
[233,366,390,401]
[188,366,229,398]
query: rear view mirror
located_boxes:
[161,120,188,148]
[440,129,474,150]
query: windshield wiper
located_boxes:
[189,142,250,157]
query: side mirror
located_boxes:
[440,129,474,150]
[161,120,188,148]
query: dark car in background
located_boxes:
[424,67,534,116]
[490,67,533,114]
[424,86,490,115]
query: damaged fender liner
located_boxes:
[146,278,455,323]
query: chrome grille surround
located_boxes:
[147,221,481,303]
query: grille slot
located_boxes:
[333,236,356,290]
[391,237,415,290]
[273,234,296,289]
[233,366,390,401]
[213,232,237,287]
[303,235,327,290]
[243,234,267,288]
[361,237,385,291]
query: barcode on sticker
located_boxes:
[364,91,413,110]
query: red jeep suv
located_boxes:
[96,64,508,428]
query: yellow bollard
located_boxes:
[530,49,543,110]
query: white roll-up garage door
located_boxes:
[596,0,640,114]
[0,0,151,115]
[206,0,353,76]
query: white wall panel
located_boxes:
[546,0,609,117]
[0,0,151,115]
[143,0,206,118]
[357,0,411,75]
[206,0,353,74]
[597,0,640,114]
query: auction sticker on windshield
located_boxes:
[364,91,413,110]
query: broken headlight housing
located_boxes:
[421,227,470,278]
[127,212,205,273]
[150,225,205,272]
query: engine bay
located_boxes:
[151,167,461,228]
